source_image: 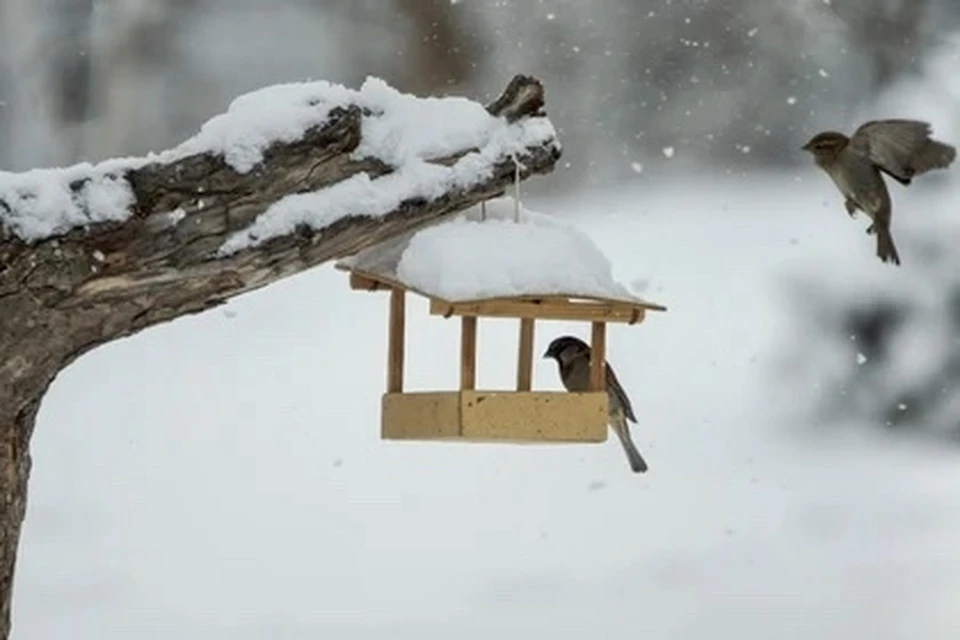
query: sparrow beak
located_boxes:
[801,141,812,152]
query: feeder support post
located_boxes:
[589,321,606,392]
[387,288,406,393]
[460,316,478,390]
[516,318,535,391]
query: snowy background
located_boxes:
[4,1,960,639]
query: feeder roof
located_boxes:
[335,197,666,323]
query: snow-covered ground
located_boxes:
[14,171,960,639]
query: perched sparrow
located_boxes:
[543,335,648,473]
[802,119,955,266]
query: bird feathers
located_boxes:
[543,334,647,473]
[544,336,637,423]
[606,365,637,423]
[804,118,954,266]
[610,410,648,473]
[849,119,956,182]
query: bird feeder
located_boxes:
[334,198,667,444]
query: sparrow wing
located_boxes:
[849,119,956,183]
[605,364,637,423]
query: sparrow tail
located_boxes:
[611,416,648,473]
[875,226,901,266]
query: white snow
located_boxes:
[21,176,960,640]
[398,219,626,303]
[0,164,135,241]
[0,76,558,246]
[218,83,558,255]
[163,80,358,173]
[167,208,187,225]
[353,78,497,166]
[341,196,641,303]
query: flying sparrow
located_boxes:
[543,335,648,473]
[802,119,955,266]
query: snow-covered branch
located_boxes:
[0,73,559,640]
[1,74,558,299]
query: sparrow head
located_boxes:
[543,335,590,364]
[802,131,850,163]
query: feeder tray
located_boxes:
[335,265,667,444]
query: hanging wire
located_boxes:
[513,154,521,222]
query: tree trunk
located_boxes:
[0,402,36,640]
[0,74,558,638]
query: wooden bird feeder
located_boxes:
[334,267,666,444]
[334,198,667,444]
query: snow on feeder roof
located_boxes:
[336,197,666,323]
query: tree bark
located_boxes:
[0,74,558,638]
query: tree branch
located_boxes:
[0,73,559,640]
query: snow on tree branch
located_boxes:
[217,78,556,255]
[0,75,558,244]
[0,74,560,308]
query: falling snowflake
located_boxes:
[662,146,675,158]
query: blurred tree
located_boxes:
[50,0,94,126]
[83,0,196,160]
[1,0,956,181]
[392,0,485,93]
[781,246,960,442]
[0,0,79,169]
[0,0,196,169]
[828,0,930,90]
[461,0,956,185]
[318,0,485,94]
